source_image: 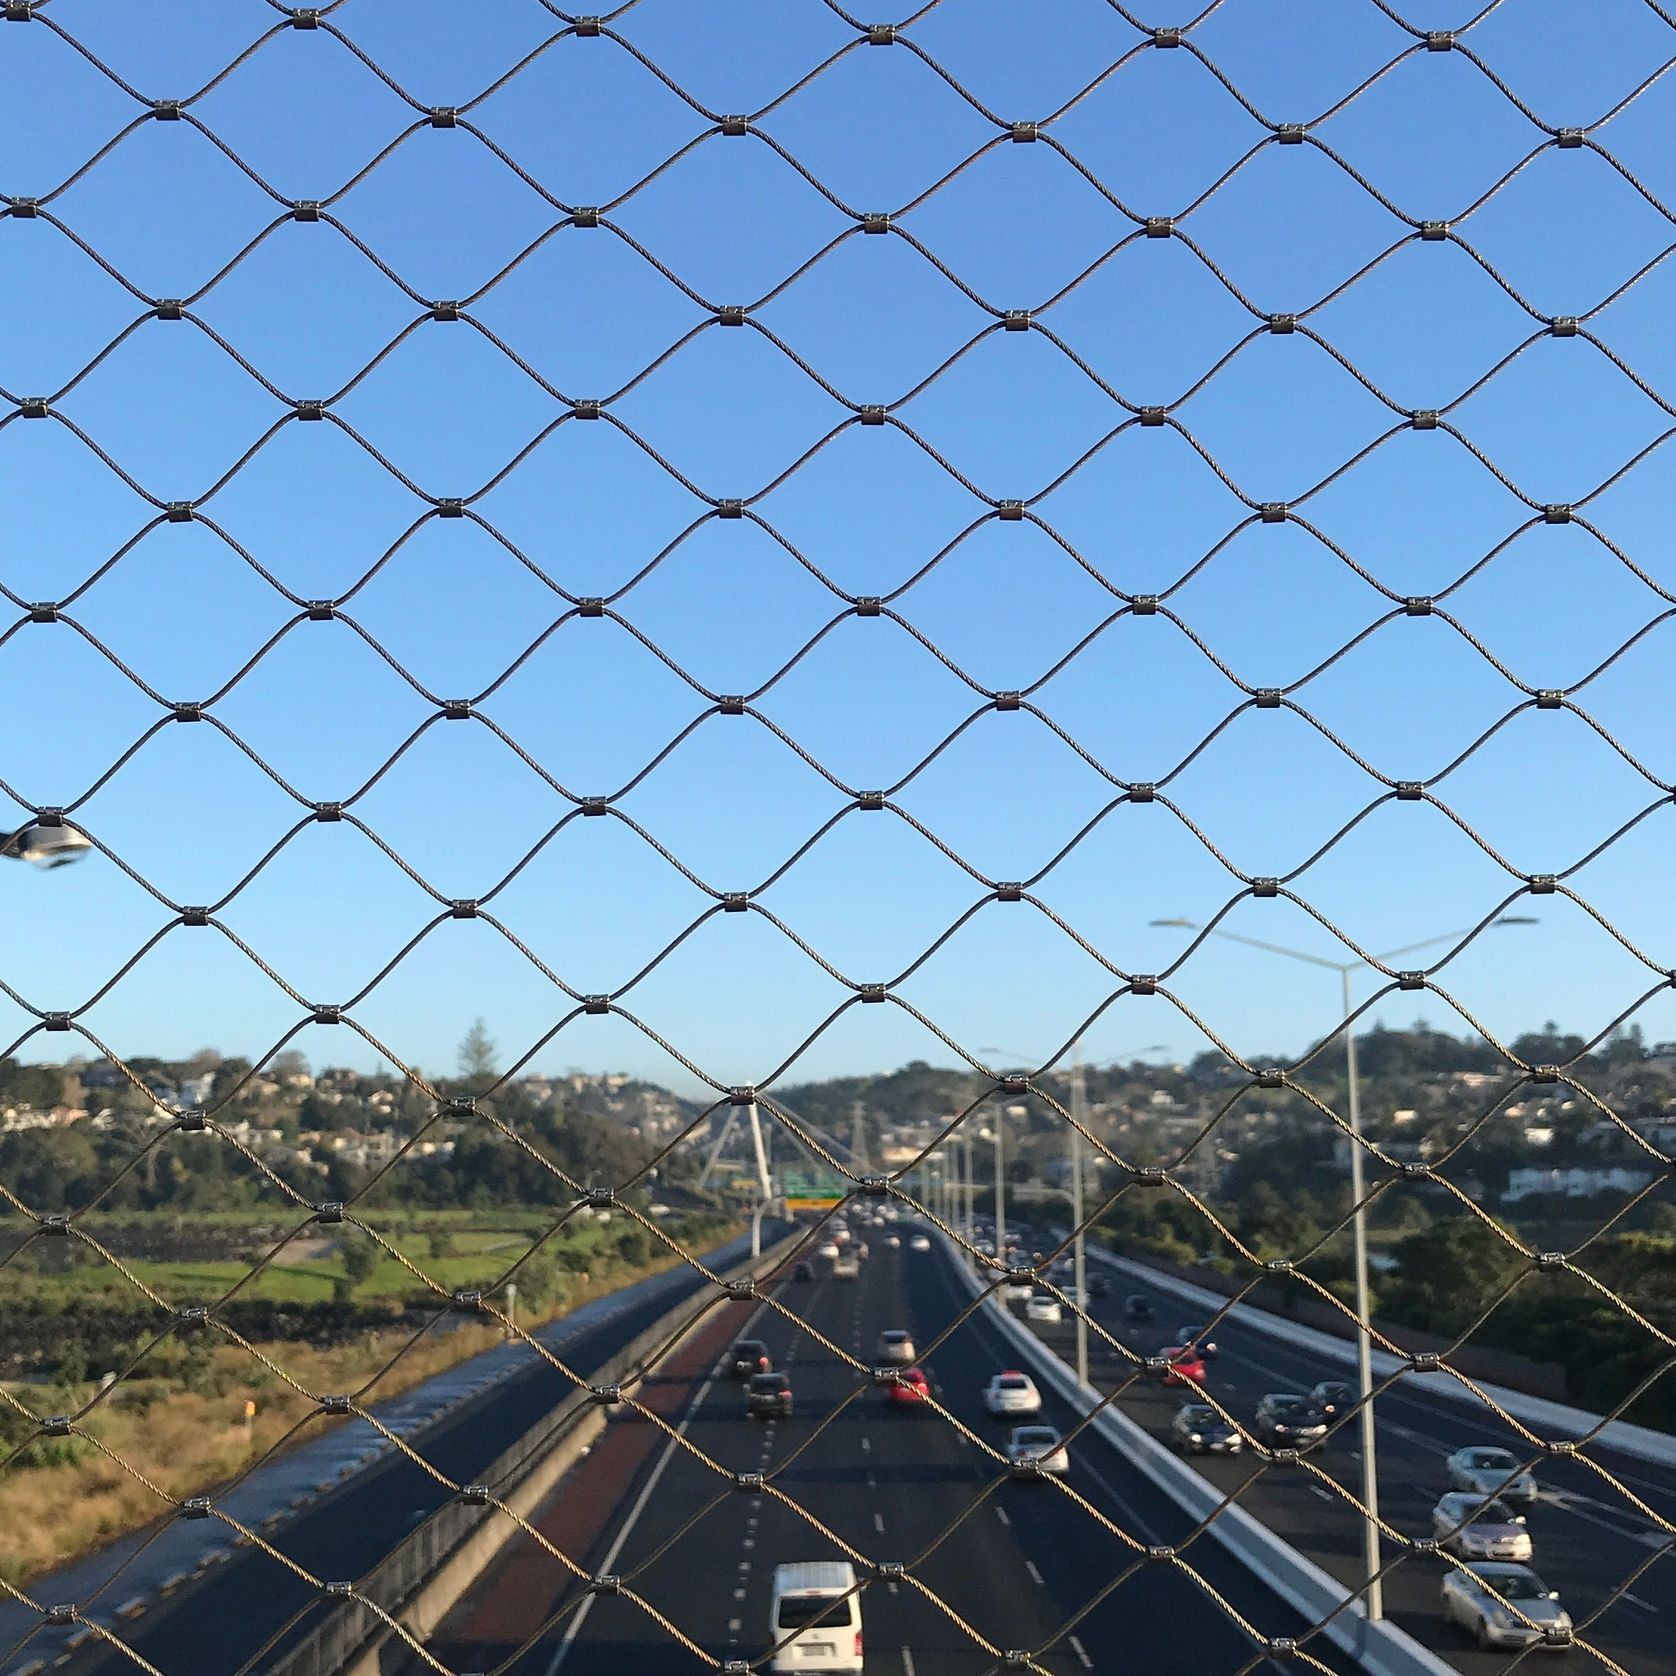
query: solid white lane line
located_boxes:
[545,1369,723,1674]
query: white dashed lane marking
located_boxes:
[1069,1635,1095,1669]
[993,1504,1011,1527]
[1024,1559,1044,1585]
[874,1511,886,1534]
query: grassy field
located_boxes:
[0,1211,732,1585]
[14,1216,619,1306]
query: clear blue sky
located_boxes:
[4,0,1675,1095]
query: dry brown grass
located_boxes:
[0,1253,688,1585]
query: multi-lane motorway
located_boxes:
[1011,1240,1674,1676]
[433,1231,1368,1676]
[39,1221,1672,1676]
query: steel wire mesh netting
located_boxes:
[2,0,1675,1673]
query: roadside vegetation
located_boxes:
[0,1205,731,1585]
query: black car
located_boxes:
[1310,1380,1355,1421]
[1087,1273,1111,1299]
[1177,1324,1219,1358]
[792,1260,815,1282]
[1124,1293,1154,1324]
[746,1371,793,1418]
[1170,1402,1242,1455]
[729,1339,772,1378]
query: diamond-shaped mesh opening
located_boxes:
[2,5,1674,1675]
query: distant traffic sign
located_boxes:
[780,1167,848,1209]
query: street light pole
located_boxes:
[1147,912,1535,1623]
[1070,1050,1089,1391]
[1339,962,1383,1620]
[993,1101,1006,1262]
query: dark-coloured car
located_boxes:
[729,1339,772,1379]
[1310,1380,1355,1422]
[1176,1324,1219,1358]
[793,1260,815,1282]
[1124,1293,1154,1324]
[747,1371,793,1419]
[1087,1273,1111,1299]
[1254,1393,1328,1449]
[1170,1402,1242,1455]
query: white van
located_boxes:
[768,1561,864,1672]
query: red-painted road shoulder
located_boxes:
[428,1293,762,1670]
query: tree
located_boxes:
[269,1049,310,1082]
[339,1237,380,1294]
[458,1019,499,1085]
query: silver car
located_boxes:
[1431,1494,1532,1562]
[1254,1394,1328,1449]
[1006,1424,1070,1477]
[1446,1446,1537,1507]
[1441,1562,1571,1650]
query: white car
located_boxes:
[1431,1494,1532,1562]
[816,1242,840,1261]
[983,1371,1043,1417]
[884,1234,901,1249]
[1023,1295,1063,1324]
[909,1234,931,1252]
[876,1329,916,1365]
[1441,1563,1571,1651]
[1006,1424,1070,1477]
[1002,1280,1035,1303]
[1446,1446,1537,1507]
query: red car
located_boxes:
[1161,1346,1206,1387]
[889,1367,932,1408]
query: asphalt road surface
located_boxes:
[1014,1237,1675,1676]
[434,1228,1370,1676]
[40,1233,770,1676]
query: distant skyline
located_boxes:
[5,1,1675,1100]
